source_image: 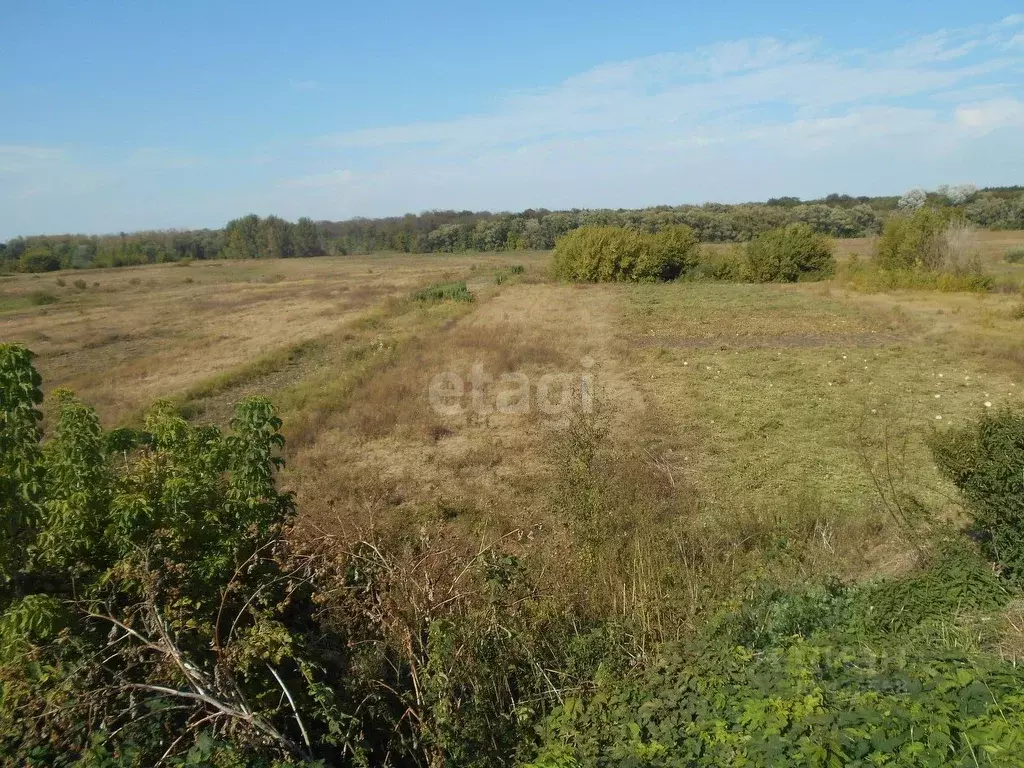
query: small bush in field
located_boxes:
[28,291,58,306]
[552,225,698,282]
[412,280,473,302]
[744,223,835,282]
[875,207,948,270]
[1011,303,1024,320]
[930,409,1024,584]
[72,278,87,290]
[1006,246,1024,264]
[510,264,525,274]
[55,278,66,287]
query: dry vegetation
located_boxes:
[3,235,1024,607]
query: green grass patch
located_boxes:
[412,280,473,303]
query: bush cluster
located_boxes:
[553,224,834,283]
[551,225,700,282]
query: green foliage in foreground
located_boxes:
[411,280,474,302]
[931,409,1024,585]
[0,344,358,765]
[526,546,1023,768]
[4,343,1024,767]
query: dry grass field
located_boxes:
[3,234,1024,617]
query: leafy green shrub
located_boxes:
[72,278,87,290]
[931,409,1024,584]
[19,250,60,272]
[526,546,1023,768]
[412,280,474,302]
[552,225,698,282]
[27,290,58,305]
[510,264,525,274]
[744,223,835,282]
[0,344,367,765]
[876,207,949,270]
[686,246,745,281]
[1005,246,1024,264]
[643,225,701,281]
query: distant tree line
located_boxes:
[3,186,1023,272]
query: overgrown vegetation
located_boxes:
[3,337,1024,765]
[931,409,1024,585]
[553,224,833,283]
[1006,246,1024,264]
[743,223,835,282]
[836,207,997,293]
[551,226,699,282]
[527,547,1022,767]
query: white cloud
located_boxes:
[955,97,1024,133]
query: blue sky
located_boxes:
[1,1,1023,239]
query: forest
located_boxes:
[3,185,1024,273]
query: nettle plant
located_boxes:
[0,344,358,766]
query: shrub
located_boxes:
[642,225,701,281]
[19,250,60,273]
[27,290,58,306]
[55,278,66,287]
[510,264,525,274]
[930,409,1024,584]
[552,226,649,282]
[552,225,698,282]
[412,280,473,302]
[72,278,87,290]
[526,547,1022,768]
[876,207,949,270]
[687,246,745,281]
[1006,246,1024,264]
[744,223,835,282]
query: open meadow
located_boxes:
[5,233,1024,764]
[3,234,1023,597]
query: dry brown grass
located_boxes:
[0,252,550,425]
[7,242,1024,634]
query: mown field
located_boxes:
[2,234,1023,596]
